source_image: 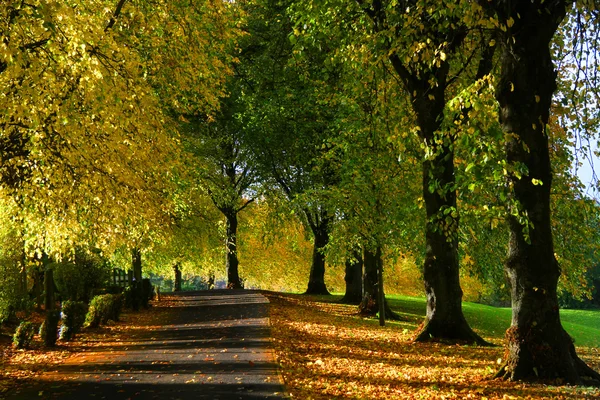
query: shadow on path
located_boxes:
[3,290,287,400]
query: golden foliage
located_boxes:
[0,0,240,257]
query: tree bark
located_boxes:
[225,210,243,289]
[42,254,59,346]
[415,148,487,344]
[132,247,142,282]
[354,0,488,344]
[358,246,398,319]
[388,58,488,345]
[340,248,363,304]
[491,0,600,384]
[43,265,55,311]
[131,248,142,311]
[20,247,27,296]
[173,262,182,292]
[304,217,330,295]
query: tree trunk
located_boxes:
[43,264,54,311]
[225,210,243,289]
[173,262,182,292]
[340,248,363,304]
[358,246,397,319]
[132,247,142,282]
[492,0,600,384]
[20,250,27,297]
[304,219,330,295]
[415,150,487,344]
[131,248,142,311]
[42,254,59,346]
[393,60,488,345]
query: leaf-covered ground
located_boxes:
[265,292,600,399]
[2,292,599,399]
[0,307,153,397]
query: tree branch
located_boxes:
[236,197,255,213]
[105,0,128,32]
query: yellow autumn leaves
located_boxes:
[0,0,240,257]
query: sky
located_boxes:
[573,140,599,200]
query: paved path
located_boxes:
[3,290,287,400]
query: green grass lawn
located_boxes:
[384,294,600,348]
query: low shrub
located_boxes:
[84,294,123,328]
[53,249,111,303]
[59,301,88,341]
[40,310,61,346]
[123,286,135,309]
[109,294,123,321]
[0,257,28,324]
[13,321,35,349]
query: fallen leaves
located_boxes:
[265,292,600,400]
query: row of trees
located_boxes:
[201,0,600,384]
[1,0,600,386]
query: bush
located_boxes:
[59,301,88,341]
[53,249,111,303]
[13,321,35,349]
[109,294,123,321]
[84,294,123,328]
[0,257,28,324]
[40,310,61,346]
[122,286,133,308]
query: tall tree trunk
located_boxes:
[173,262,182,292]
[131,248,142,311]
[358,246,397,319]
[304,217,330,295]
[225,210,242,289]
[416,148,485,343]
[492,0,600,383]
[43,256,54,311]
[392,61,487,344]
[20,245,27,297]
[132,247,142,282]
[42,253,59,346]
[340,248,363,304]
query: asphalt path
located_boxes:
[3,290,287,400]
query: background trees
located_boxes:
[237,0,344,295]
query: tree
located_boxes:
[239,0,343,295]
[340,248,363,304]
[131,0,245,289]
[308,0,490,343]
[182,100,257,289]
[319,59,422,315]
[480,0,600,383]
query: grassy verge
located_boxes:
[266,292,600,399]
[384,294,600,347]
